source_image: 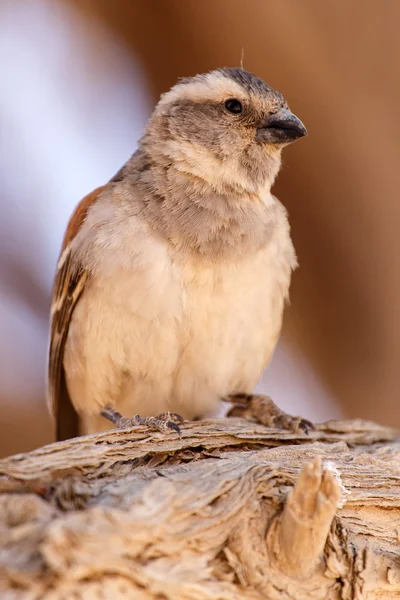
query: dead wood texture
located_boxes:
[1,417,400,599]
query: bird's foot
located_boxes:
[223,393,314,434]
[101,406,183,434]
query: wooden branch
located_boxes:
[269,456,343,579]
[0,417,399,599]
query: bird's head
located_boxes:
[142,68,307,193]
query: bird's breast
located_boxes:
[170,244,292,413]
[68,205,295,420]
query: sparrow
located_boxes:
[48,68,309,441]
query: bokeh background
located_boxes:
[1,0,399,457]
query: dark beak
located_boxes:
[256,108,307,145]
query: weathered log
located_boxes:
[0,417,399,599]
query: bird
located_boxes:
[48,67,309,442]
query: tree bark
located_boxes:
[0,417,399,599]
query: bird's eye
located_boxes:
[224,98,243,114]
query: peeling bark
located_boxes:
[0,417,399,599]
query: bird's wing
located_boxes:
[47,186,106,441]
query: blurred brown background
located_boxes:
[1,0,399,457]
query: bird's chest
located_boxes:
[102,235,293,381]
[179,256,272,347]
[72,225,294,418]
[83,206,294,387]
[173,245,292,388]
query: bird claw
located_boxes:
[155,412,185,425]
[298,418,314,435]
[101,406,183,435]
[131,414,182,434]
[224,393,314,435]
[273,413,315,435]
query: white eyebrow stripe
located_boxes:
[157,71,246,109]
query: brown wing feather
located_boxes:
[48,186,106,441]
